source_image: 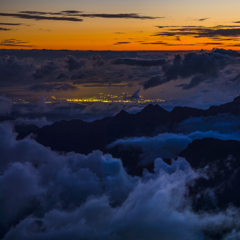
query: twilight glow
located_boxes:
[1,0,240,50]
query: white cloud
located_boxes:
[2,124,240,239]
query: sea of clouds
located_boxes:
[1,48,240,109]
[2,123,240,239]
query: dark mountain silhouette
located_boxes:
[0,115,13,122]
[32,96,240,150]
[17,104,169,154]
[13,96,240,210]
[169,95,240,122]
[106,144,155,176]
[168,106,205,123]
[206,95,240,116]
[179,138,240,169]
[180,138,240,210]
[15,124,39,140]
[14,95,240,177]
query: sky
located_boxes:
[1,0,240,50]
[1,0,240,109]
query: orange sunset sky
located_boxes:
[1,0,240,51]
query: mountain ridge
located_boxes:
[15,96,240,156]
[12,96,240,210]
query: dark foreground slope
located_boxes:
[34,104,169,154]
[180,138,240,210]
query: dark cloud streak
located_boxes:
[0,12,83,22]
[198,18,209,21]
[112,58,166,66]
[141,42,195,46]
[203,42,223,45]
[19,11,59,15]
[79,13,161,20]
[0,27,11,31]
[0,23,21,26]
[0,11,160,22]
[154,26,240,38]
[61,10,83,14]
[113,42,131,45]
[0,39,34,47]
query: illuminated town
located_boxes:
[44,93,165,104]
[13,99,30,104]
[12,93,165,104]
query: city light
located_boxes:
[44,93,165,104]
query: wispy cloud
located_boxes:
[0,27,11,31]
[0,39,34,47]
[140,41,195,46]
[112,58,166,66]
[141,41,166,45]
[198,18,209,21]
[0,22,22,26]
[19,11,60,15]
[203,42,223,45]
[19,10,83,16]
[0,11,160,23]
[0,12,83,22]
[113,42,131,45]
[61,10,83,15]
[153,25,240,38]
[155,26,165,28]
[78,13,161,20]
[210,37,236,41]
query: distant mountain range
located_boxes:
[16,95,240,153]
[12,95,240,210]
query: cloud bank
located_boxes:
[142,49,240,89]
[2,123,240,239]
[1,49,240,114]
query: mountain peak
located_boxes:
[115,109,129,118]
[233,95,240,103]
[141,104,168,114]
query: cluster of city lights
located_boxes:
[13,99,29,104]
[44,93,165,104]
[12,93,165,104]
